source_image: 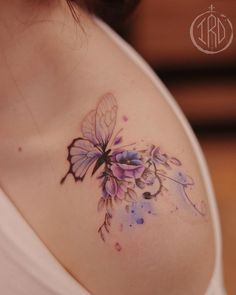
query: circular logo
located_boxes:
[190,5,233,54]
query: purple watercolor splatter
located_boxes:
[126,200,156,227]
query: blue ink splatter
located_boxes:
[126,200,156,228]
[136,218,144,224]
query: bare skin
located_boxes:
[0,1,215,295]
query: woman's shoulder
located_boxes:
[0,7,217,294]
[55,75,216,294]
[1,17,216,295]
[57,19,216,294]
[59,89,215,295]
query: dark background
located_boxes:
[116,1,236,294]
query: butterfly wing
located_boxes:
[95,93,118,148]
[61,138,102,183]
[81,110,98,145]
[61,93,117,184]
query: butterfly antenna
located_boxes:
[60,171,70,185]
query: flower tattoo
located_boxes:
[111,151,145,180]
[60,93,206,242]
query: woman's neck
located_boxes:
[0,1,93,138]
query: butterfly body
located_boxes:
[92,149,112,176]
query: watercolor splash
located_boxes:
[125,200,156,228]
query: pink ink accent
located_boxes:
[122,115,128,122]
[115,242,122,252]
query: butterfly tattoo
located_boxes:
[61,93,206,242]
[60,93,117,184]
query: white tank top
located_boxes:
[0,17,226,295]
